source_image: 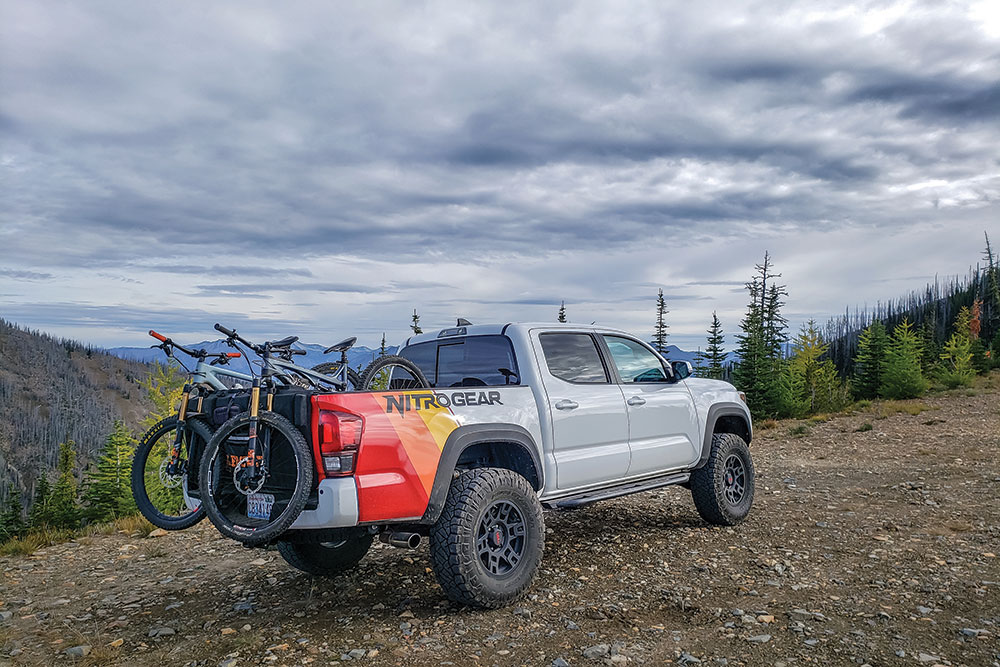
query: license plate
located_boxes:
[246,493,275,520]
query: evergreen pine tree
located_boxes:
[379,333,386,357]
[47,440,81,530]
[28,471,52,529]
[0,486,27,541]
[983,232,1000,342]
[853,321,889,399]
[653,289,669,355]
[787,321,848,416]
[938,309,976,388]
[558,301,567,323]
[990,330,1000,369]
[141,363,185,430]
[881,320,928,399]
[969,301,989,374]
[410,309,423,335]
[696,312,727,379]
[83,421,138,523]
[733,254,791,419]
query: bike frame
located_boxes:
[190,358,254,391]
[269,356,349,391]
[148,330,250,478]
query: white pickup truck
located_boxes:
[274,322,755,608]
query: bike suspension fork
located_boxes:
[167,384,192,474]
[247,377,261,475]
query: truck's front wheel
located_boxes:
[690,432,755,525]
[429,468,544,608]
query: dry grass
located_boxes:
[759,419,779,430]
[868,400,933,418]
[788,424,810,438]
[1,515,154,558]
[0,528,78,557]
[84,514,154,538]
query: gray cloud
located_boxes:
[0,268,53,281]
[2,1,998,348]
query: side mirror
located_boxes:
[671,360,693,380]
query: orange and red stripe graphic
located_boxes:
[312,392,460,522]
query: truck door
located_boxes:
[535,332,630,489]
[600,335,700,475]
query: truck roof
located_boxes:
[402,322,635,347]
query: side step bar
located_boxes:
[543,472,690,510]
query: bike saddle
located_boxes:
[324,336,357,354]
[267,335,299,348]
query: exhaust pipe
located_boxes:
[379,531,421,549]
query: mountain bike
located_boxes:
[131,330,251,530]
[199,324,429,545]
[197,324,319,545]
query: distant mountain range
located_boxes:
[108,339,732,372]
[107,340,396,374]
[651,344,738,366]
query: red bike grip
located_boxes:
[149,330,167,342]
[226,352,241,358]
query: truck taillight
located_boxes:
[317,410,362,476]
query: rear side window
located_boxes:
[400,335,519,388]
[539,333,609,384]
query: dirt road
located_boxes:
[3,377,999,666]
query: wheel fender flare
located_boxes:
[695,402,752,469]
[420,424,543,524]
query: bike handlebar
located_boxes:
[214,323,236,338]
[149,329,242,361]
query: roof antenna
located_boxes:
[457,318,472,326]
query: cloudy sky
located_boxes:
[2,1,998,351]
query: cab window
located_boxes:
[602,336,668,383]
[539,333,609,384]
[399,335,519,388]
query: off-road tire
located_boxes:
[276,532,373,576]
[131,416,213,531]
[310,362,362,391]
[429,468,544,608]
[359,355,430,391]
[199,411,313,546]
[690,432,755,526]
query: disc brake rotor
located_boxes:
[232,456,267,495]
[158,458,183,489]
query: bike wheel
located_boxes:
[198,411,313,546]
[310,362,362,391]
[359,355,430,391]
[131,416,212,530]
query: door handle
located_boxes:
[627,396,646,406]
[554,399,579,410]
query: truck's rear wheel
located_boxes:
[276,532,373,576]
[429,468,544,608]
[690,432,755,525]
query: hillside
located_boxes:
[0,319,152,509]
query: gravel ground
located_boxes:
[2,376,999,667]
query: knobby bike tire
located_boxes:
[310,362,362,391]
[131,415,212,531]
[198,410,313,546]
[359,355,430,391]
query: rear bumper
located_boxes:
[288,477,360,529]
